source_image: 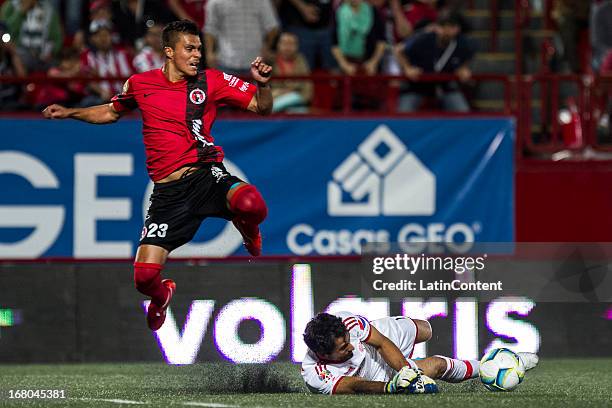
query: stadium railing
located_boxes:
[0,72,609,158]
[518,73,589,155]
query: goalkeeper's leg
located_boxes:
[415,356,480,383]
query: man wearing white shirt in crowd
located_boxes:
[133,23,165,73]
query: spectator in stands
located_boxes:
[365,0,397,75]
[90,0,113,21]
[73,0,123,52]
[133,23,164,72]
[46,0,83,36]
[0,21,26,109]
[553,0,590,73]
[35,47,86,108]
[331,0,386,76]
[167,0,207,30]
[80,19,134,105]
[276,0,335,71]
[70,1,86,36]
[112,0,170,48]
[205,0,279,75]
[395,11,473,112]
[272,31,313,112]
[0,0,63,73]
[591,0,612,72]
[389,0,438,42]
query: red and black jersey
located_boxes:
[111,68,257,181]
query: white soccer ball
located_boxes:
[479,348,525,391]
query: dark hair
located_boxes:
[303,313,347,355]
[437,11,467,31]
[162,20,200,49]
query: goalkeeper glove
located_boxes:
[384,366,421,394]
[385,367,439,394]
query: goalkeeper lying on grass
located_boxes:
[301,312,538,394]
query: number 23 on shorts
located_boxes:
[141,223,169,239]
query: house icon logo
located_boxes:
[328,125,436,216]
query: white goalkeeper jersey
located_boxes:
[301,312,418,395]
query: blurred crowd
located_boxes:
[0,0,610,113]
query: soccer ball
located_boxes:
[479,348,525,391]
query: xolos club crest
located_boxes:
[189,88,206,104]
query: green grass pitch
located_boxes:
[1,359,611,407]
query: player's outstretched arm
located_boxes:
[247,56,273,115]
[334,368,424,395]
[333,376,387,394]
[366,325,410,372]
[42,103,121,124]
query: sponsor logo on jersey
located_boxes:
[315,364,334,382]
[192,119,203,138]
[189,88,206,104]
[192,120,214,146]
[211,166,227,183]
[343,316,366,332]
[223,72,240,88]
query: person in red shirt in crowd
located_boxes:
[42,20,273,331]
[35,47,86,108]
[80,19,134,104]
[390,0,438,41]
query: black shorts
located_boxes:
[140,163,243,252]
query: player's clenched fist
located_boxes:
[42,104,69,120]
[250,56,272,83]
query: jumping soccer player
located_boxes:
[302,312,539,394]
[42,20,272,331]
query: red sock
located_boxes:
[435,355,480,382]
[134,262,168,307]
